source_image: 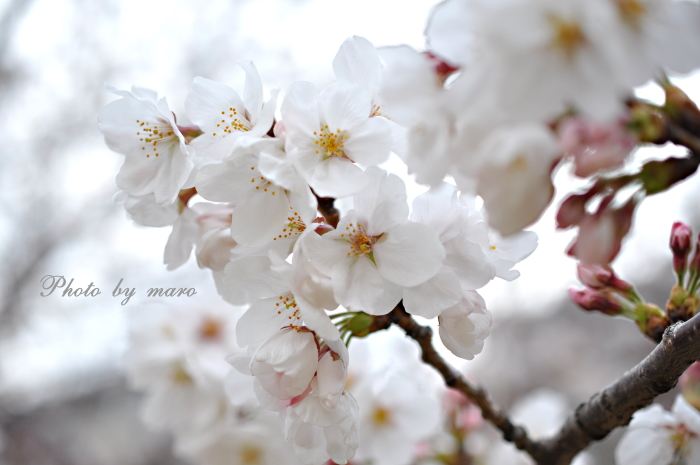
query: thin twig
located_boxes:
[389,304,538,457]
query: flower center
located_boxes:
[549,16,586,60]
[240,445,262,465]
[372,406,392,427]
[211,106,251,137]
[314,125,349,160]
[371,104,385,118]
[616,0,646,28]
[136,119,177,158]
[199,317,223,341]
[669,423,697,458]
[171,363,193,384]
[273,207,307,241]
[275,292,302,330]
[340,223,380,260]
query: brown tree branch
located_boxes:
[389,305,700,465]
[388,304,539,457]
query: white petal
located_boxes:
[319,82,372,131]
[231,186,291,246]
[237,296,290,348]
[374,222,446,287]
[310,157,368,198]
[344,116,392,166]
[282,81,321,136]
[353,166,408,236]
[333,36,383,97]
[402,267,462,319]
[239,60,263,121]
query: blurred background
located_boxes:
[0,0,699,463]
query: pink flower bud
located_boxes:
[556,194,589,229]
[576,263,632,291]
[568,197,637,266]
[559,116,636,178]
[568,287,623,315]
[671,222,693,275]
[690,233,700,274]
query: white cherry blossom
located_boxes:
[353,371,440,465]
[438,290,492,360]
[185,61,278,163]
[281,80,392,198]
[98,84,195,203]
[303,167,445,315]
[250,327,319,400]
[196,139,316,247]
[616,394,700,465]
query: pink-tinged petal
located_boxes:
[353,166,408,236]
[195,154,257,202]
[374,223,446,287]
[292,393,351,428]
[403,267,462,318]
[344,116,392,167]
[281,81,321,136]
[237,296,290,348]
[252,328,318,399]
[310,157,368,198]
[231,188,291,246]
[333,36,383,97]
[239,60,263,121]
[331,255,386,313]
[438,292,492,360]
[315,351,346,410]
[320,82,372,131]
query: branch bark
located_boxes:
[389,305,700,465]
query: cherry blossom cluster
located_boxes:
[98,0,700,463]
[99,32,540,464]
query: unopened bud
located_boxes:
[671,222,692,276]
[577,263,632,291]
[556,194,589,229]
[691,233,700,274]
[568,287,623,315]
